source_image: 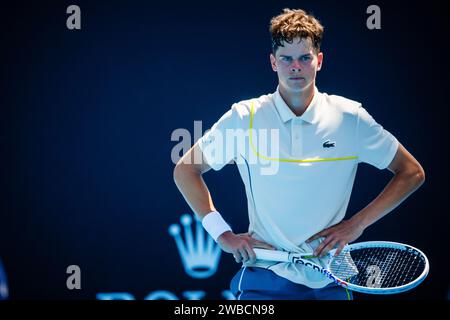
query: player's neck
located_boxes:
[279,84,315,117]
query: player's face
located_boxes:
[270,37,323,93]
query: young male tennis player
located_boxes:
[173,8,425,300]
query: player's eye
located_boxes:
[301,55,311,62]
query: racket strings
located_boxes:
[330,247,425,288]
[329,252,359,280]
[385,252,423,287]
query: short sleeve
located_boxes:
[197,104,244,171]
[357,106,399,169]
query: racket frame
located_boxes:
[254,241,429,295]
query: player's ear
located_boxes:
[317,52,324,71]
[270,53,277,72]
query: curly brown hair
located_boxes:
[270,8,324,54]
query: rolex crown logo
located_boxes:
[168,214,222,279]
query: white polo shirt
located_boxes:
[198,86,399,288]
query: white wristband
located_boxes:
[201,211,232,242]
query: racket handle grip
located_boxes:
[254,248,290,262]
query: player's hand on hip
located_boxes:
[217,231,275,264]
[306,219,364,258]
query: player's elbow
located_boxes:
[408,163,425,188]
[173,161,186,186]
[415,165,425,185]
[173,160,199,186]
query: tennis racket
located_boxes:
[254,241,429,294]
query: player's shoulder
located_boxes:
[231,93,274,118]
[321,91,362,117]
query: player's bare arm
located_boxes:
[173,142,216,217]
[307,142,425,257]
[173,142,274,264]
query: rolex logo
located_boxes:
[168,214,222,279]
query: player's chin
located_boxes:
[286,82,308,93]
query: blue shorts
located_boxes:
[230,266,353,300]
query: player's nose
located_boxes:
[290,60,301,72]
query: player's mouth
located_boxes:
[289,77,304,81]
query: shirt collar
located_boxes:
[273,86,321,124]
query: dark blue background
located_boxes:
[1,0,449,299]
